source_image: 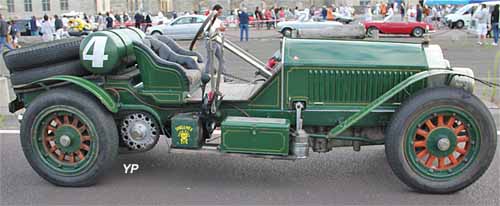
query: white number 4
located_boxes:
[83,36,109,68]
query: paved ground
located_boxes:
[1,27,499,205]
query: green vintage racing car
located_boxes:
[3,13,497,193]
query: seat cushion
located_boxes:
[148,38,200,71]
[184,69,201,88]
[156,35,204,63]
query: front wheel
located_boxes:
[385,87,497,193]
[411,27,425,38]
[20,88,119,186]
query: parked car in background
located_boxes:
[363,20,433,37]
[444,1,500,29]
[12,19,32,36]
[146,15,206,40]
[277,19,343,37]
[333,12,354,24]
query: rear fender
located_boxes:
[28,75,118,113]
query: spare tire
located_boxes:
[3,37,83,72]
[9,60,90,86]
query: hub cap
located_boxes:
[437,138,451,151]
[405,108,480,179]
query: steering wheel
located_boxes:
[189,12,218,51]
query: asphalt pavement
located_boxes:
[0,28,499,205]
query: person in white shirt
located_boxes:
[205,4,231,82]
[474,4,489,45]
[40,15,54,42]
[384,3,395,22]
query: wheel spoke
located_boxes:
[76,150,85,160]
[80,144,90,151]
[425,155,436,167]
[437,115,445,126]
[47,126,56,132]
[425,120,436,130]
[414,141,426,148]
[417,149,428,158]
[63,115,70,124]
[447,116,456,128]
[68,154,75,163]
[49,146,57,153]
[454,124,465,135]
[416,129,429,138]
[78,125,87,133]
[81,135,91,142]
[44,136,54,142]
[71,118,79,127]
[455,147,467,155]
[457,136,469,142]
[58,153,65,161]
[448,154,458,165]
[53,117,63,126]
[438,157,446,169]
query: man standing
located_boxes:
[54,15,63,40]
[134,12,143,29]
[30,16,38,36]
[0,15,13,51]
[105,12,114,29]
[491,4,499,46]
[238,8,249,42]
[474,4,489,45]
[416,4,423,22]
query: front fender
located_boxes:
[32,75,118,113]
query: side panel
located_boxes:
[286,67,425,108]
[283,38,428,109]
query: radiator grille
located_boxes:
[306,69,423,104]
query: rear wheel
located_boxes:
[411,27,425,38]
[20,88,118,186]
[385,87,497,193]
[282,28,292,37]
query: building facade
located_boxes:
[1,0,423,19]
[1,0,110,18]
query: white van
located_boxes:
[444,1,500,29]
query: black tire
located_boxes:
[411,27,425,38]
[3,37,83,72]
[366,26,379,37]
[282,28,292,37]
[456,20,464,29]
[385,87,497,193]
[151,31,162,36]
[20,88,119,186]
[9,60,90,86]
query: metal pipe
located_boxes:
[213,36,273,78]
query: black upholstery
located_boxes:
[156,35,204,63]
[132,41,201,89]
[147,38,200,71]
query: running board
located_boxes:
[168,145,300,161]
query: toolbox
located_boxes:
[171,113,203,149]
[220,116,290,156]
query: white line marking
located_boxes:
[0,130,20,134]
[498,130,500,136]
